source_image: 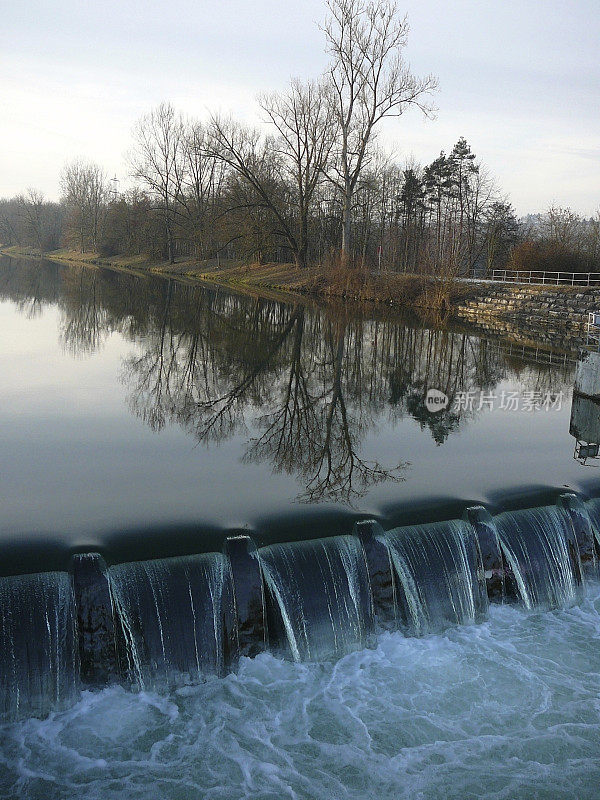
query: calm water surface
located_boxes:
[0,256,596,569]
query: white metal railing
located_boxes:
[489,340,576,367]
[490,269,600,286]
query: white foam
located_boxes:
[2,587,600,799]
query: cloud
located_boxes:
[1,0,598,214]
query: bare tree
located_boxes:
[17,189,46,252]
[207,118,290,261]
[322,0,437,260]
[176,120,227,259]
[586,210,600,267]
[209,79,334,269]
[546,205,586,251]
[130,103,185,263]
[61,160,107,252]
[259,79,336,268]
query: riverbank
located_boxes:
[0,246,479,313]
[2,246,599,348]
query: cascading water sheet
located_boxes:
[108,553,235,689]
[0,571,79,719]
[584,497,600,553]
[379,519,488,634]
[0,499,594,722]
[258,535,373,661]
[493,505,584,610]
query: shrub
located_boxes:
[509,240,596,274]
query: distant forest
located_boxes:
[1,0,599,276]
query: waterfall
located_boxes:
[379,520,488,635]
[0,571,79,719]
[493,506,584,611]
[559,494,598,578]
[584,498,600,558]
[71,553,119,686]
[1,492,597,718]
[258,535,373,662]
[107,553,237,689]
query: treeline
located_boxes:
[1,0,598,276]
[509,207,600,275]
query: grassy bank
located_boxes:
[0,246,481,316]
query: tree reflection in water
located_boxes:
[0,258,575,504]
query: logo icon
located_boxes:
[425,388,449,413]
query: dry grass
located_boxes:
[1,245,480,315]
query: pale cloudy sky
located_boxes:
[1,0,598,215]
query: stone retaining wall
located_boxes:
[452,283,600,349]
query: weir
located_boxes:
[0,572,79,718]
[2,493,600,719]
[492,505,584,610]
[377,519,488,634]
[258,535,374,661]
[108,553,237,689]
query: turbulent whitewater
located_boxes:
[2,461,600,800]
[2,591,600,800]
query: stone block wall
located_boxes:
[452,283,600,349]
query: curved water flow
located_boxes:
[378,519,488,634]
[493,505,584,610]
[258,535,373,661]
[107,553,236,688]
[0,572,78,719]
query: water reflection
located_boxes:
[570,351,600,467]
[0,257,576,505]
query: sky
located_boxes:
[1,0,599,216]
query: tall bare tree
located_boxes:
[17,189,46,252]
[207,118,289,261]
[176,121,227,259]
[209,79,334,269]
[259,79,336,268]
[322,0,437,260]
[61,160,107,252]
[130,103,185,263]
